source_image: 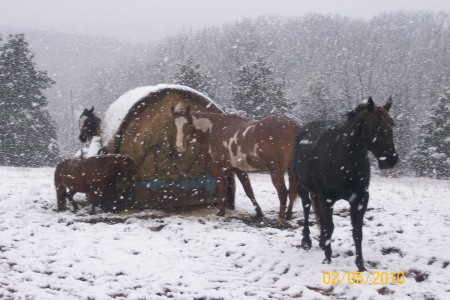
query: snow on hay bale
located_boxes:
[101,84,231,209]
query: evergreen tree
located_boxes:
[0,34,58,167]
[174,57,215,97]
[232,56,289,119]
[410,91,450,178]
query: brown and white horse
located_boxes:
[171,104,300,222]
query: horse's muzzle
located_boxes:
[176,145,186,153]
[377,153,399,169]
[79,134,87,143]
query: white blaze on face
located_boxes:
[174,117,188,152]
[79,115,88,130]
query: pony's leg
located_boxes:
[233,169,263,218]
[66,192,79,212]
[286,168,298,220]
[350,191,369,272]
[297,187,312,249]
[318,195,334,264]
[56,186,67,211]
[269,170,289,223]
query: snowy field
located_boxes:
[0,167,449,300]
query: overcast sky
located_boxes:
[1,0,450,43]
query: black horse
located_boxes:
[293,97,398,271]
[79,107,101,143]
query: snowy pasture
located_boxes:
[0,167,449,299]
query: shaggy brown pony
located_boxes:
[55,154,137,214]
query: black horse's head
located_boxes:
[349,97,399,169]
[79,107,101,143]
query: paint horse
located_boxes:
[55,154,137,214]
[79,107,101,143]
[172,104,300,222]
[293,97,398,271]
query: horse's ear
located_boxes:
[347,109,356,119]
[89,106,95,114]
[367,97,374,112]
[383,96,393,112]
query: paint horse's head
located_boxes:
[171,104,194,153]
[348,96,398,169]
[79,107,101,143]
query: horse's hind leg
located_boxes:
[286,168,298,220]
[233,169,263,218]
[317,195,334,265]
[350,191,369,272]
[269,170,289,223]
[297,187,312,249]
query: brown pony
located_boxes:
[171,104,300,222]
[55,154,137,214]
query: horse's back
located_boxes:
[293,120,336,185]
[254,115,300,150]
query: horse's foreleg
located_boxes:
[269,170,289,223]
[225,173,236,210]
[318,196,334,264]
[66,192,79,212]
[233,169,263,218]
[215,175,228,217]
[297,188,312,249]
[350,191,369,272]
[286,168,298,220]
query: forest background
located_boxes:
[1,12,450,177]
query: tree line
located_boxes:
[1,12,449,178]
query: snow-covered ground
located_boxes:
[0,167,449,299]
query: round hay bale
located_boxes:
[102,84,233,210]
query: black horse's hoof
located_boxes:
[356,260,367,272]
[301,238,312,250]
[227,203,235,210]
[285,211,293,220]
[216,210,225,217]
[322,257,332,264]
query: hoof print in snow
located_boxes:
[381,247,404,257]
[407,269,429,282]
[149,224,165,232]
[378,286,394,295]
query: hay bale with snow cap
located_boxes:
[102,84,234,209]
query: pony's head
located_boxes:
[348,97,398,169]
[171,104,193,153]
[79,107,101,143]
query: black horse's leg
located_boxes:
[297,187,312,249]
[318,195,334,264]
[233,169,263,218]
[350,191,369,272]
